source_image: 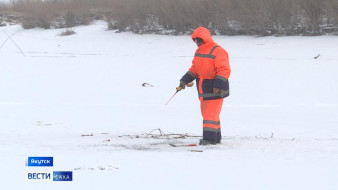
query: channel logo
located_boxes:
[26,172,53,181]
[27,157,53,167]
[53,171,73,181]
[26,171,73,181]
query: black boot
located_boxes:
[199,139,217,145]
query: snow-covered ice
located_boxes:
[1,21,338,190]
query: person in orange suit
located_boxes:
[177,27,231,145]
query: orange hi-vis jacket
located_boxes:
[181,27,231,100]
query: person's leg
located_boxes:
[200,98,224,143]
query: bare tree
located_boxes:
[326,0,338,25]
[5,0,338,35]
[301,0,325,34]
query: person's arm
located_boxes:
[213,48,231,94]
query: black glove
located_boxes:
[176,81,186,91]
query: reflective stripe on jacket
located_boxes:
[180,27,231,100]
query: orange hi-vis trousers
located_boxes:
[200,98,224,141]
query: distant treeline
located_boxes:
[1,0,338,36]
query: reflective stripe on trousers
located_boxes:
[200,98,224,141]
